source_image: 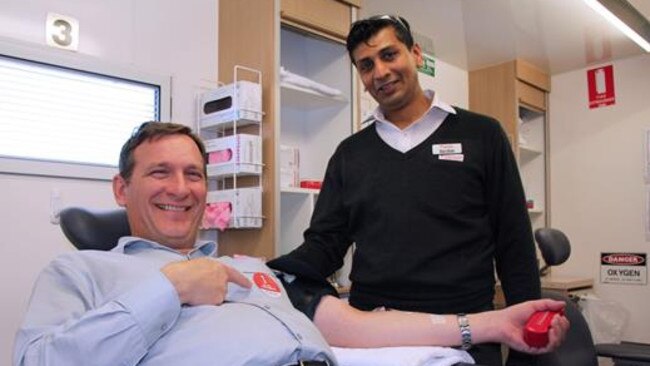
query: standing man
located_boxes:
[269,15,541,365]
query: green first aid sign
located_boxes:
[418,53,435,77]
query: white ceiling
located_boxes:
[361,0,650,75]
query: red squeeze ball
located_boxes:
[523,310,563,347]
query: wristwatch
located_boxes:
[457,313,472,350]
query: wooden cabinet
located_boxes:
[495,276,593,308]
[541,276,594,297]
[469,59,550,229]
[216,0,359,259]
[280,0,353,39]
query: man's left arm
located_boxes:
[485,120,541,305]
[485,121,542,365]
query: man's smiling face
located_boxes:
[353,26,423,115]
[113,134,207,250]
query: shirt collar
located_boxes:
[368,89,456,129]
[113,236,217,257]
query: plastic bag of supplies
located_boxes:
[579,294,629,344]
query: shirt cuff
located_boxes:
[116,271,181,346]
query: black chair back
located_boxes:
[535,228,571,267]
[59,207,130,250]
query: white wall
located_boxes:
[0,0,217,363]
[549,54,650,343]
[420,59,468,109]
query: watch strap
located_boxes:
[457,313,472,350]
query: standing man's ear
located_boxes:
[411,43,424,69]
[113,175,128,207]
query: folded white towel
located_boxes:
[332,346,475,366]
[280,66,342,97]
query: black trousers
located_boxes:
[468,343,502,366]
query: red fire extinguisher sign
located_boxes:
[587,65,615,109]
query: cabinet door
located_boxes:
[280,0,351,39]
[517,80,546,111]
[515,59,551,92]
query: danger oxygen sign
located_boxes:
[600,252,647,285]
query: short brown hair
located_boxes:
[118,121,207,181]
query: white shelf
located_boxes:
[528,208,544,215]
[519,105,543,120]
[206,163,262,179]
[280,82,347,109]
[278,25,352,282]
[519,144,543,162]
[281,186,320,195]
[199,112,262,131]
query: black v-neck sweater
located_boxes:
[272,108,540,314]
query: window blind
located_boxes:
[0,54,160,168]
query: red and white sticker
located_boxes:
[253,272,282,297]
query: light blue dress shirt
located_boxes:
[14,237,335,366]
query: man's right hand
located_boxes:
[161,258,252,306]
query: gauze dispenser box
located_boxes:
[205,134,262,177]
[199,80,262,128]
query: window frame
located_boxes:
[0,37,171,181]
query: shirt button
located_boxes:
[263,305,271,310]
[296,333,303,340]
[160,323,168,331]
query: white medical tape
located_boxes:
[430,314,447,325]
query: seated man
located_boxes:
[14,122,568,366]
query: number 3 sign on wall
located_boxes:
[46,13,79,51]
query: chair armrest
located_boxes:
[596,341,650,362]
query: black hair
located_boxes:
[346,15,414,63]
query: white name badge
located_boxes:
[432,143,462,155]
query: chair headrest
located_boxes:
[59,207,130,250]
[535,228,571,266]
